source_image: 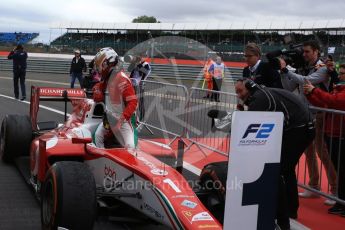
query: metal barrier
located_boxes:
[137,82,238,156]
[137,80,189,145]
[0,57,242,82]
[297,106,345,206]
[137,81,237,154]
[137,81,345,207]
[182,88,237,156]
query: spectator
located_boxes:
[203,55,215,99]
[81,59,101,91]
[69,49,86,88]
[7,44,27,100]
[324,56,339,92]
[304,64,345,216]
[279,40,337,202]
[87,59,101,83]
[127,55,151,121]
[243,43,283,88]
[208,56,225,102]
[235,79,315,229]
[128,55,151,88]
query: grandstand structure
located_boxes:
[50,20,345,61]
[0,32,39,45]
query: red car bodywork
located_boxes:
[28,86,223,229]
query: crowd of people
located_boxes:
[234,41,345,229]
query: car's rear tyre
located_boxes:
[199,161,228,224]
[0,114,32,163]
[41,161,96,230]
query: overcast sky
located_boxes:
[1,0,345,43]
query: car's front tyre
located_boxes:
[41,161,96,230]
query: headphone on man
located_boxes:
[243,78,259,92]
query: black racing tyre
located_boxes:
[41,161,96,230]
[199,161,228,224]
[0,114,32,163]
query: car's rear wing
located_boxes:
[30,86,86,131]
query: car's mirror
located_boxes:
[72,137,92,144]
[37,121,58,131]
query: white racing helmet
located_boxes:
[94,47,119,74]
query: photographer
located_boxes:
[304,66,345,215]
[243,43,283,88]
[279,40,329,102]
[279,40,337,201]
[7,44,28,100]
[235,79,315,230]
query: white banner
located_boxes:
[223,111,283,230]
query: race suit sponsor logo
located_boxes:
[181,199,197,209]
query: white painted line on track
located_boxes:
[0,76,70,86]
[0,93,70,116]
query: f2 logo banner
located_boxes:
[242,124,275,139]
[224,112,283,230]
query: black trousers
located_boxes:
[325,136,345,206]
[133,83,145,121]
[13,69,26,98]
[277,126,315,228]
[211,78,222,101]
[138,87,145,121]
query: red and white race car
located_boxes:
[0,86,225,230]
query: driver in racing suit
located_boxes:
[92,47,137,148]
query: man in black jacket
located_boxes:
[7,44,27,100]
[235,79,315,230]
[243,43,283,88]
[69,49,86,88]
[127,55,151,121]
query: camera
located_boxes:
[207,109,232,132]
[266,44,306,70]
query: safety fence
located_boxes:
[183,87,237,156]
[138,80,345,206]
[137,80,189,145]
[138,80,236,156]
[297,106,345,206]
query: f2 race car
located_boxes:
[0,86,225,230]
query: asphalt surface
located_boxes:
[0,71,170,230]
